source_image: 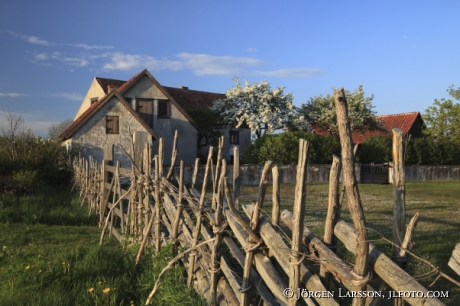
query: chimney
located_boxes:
[108,85,118,93]
[178,86,189,90]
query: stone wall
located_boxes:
[390,165,460,182]
[175,164,361,186]
[71,96,153,168]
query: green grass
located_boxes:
[0,186,204,306]
[238,181,460,305]
[2,181,459,305]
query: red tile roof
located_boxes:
[313,112,423,144]
[354,112,422,143]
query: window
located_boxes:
[229,130,239,145]
[137,99,153,127]
[90,97,98,105]
[158,100,170,118]
[106,116,119,134]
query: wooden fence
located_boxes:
[71,91,458,306]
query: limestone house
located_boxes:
[60,69,251,167]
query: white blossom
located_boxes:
[211,78,307,138]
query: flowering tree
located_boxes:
[211,78,307,139]
[298,85,384,135]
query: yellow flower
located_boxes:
[102,288,110,294]
[25,266,30,270]
[62,262,65,265]
[88,288,94,293]
[98,281,102,285]
[38,270,42,273]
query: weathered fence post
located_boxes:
[191,158,200,190]
[289,139,311,305]
[321,153,342,288]
[187,146,213,287]
[334,88,369,306]
[171,160,185,247]
[154,155,162,254]
[271,165,280,226]
[166,130,178,180]
[210,159,227,305]
[240,160,272,306]
[233,146,240,211]
[212,136,224,210]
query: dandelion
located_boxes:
[98,281,102,285]
[25,265,30,270]
[88,288,94,293]
[102,288,110,294]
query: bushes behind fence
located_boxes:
[244,132,460,165]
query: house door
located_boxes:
[137,99,153,128]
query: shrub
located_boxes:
[243,132,340,165]
[357,136,392,164]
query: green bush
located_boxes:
[243,132,340,165]
[0,134,74,193]
[244,133,460,165]
[357,136,393,164]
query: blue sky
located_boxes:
[1,0,459,137]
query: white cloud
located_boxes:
[0,92,29,97]
[101,52,323,78]
[51,52,88,67]
[102,52,183,71]
[34,53,48,61]
[26,35,52,46]
[176,53,268,76]
[52,93,84,101]
[6,31,324,78]
[69,43,113,50]
[6,31,113,50]
[252,68,326,78]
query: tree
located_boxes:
[298,85,384,136]
[211,78,307,139]
[184,107,224,149]
[423,85,460,143]
[48,119,73,139]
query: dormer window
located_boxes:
[158,100,170,118]
[90,97,98,105]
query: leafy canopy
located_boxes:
[211,78,307,139]
[423,85,460,144]
[299,85,384,135]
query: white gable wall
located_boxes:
[74,78,106,120]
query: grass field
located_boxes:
[238,181,460,305]
[1,181,459,305]
[0,186,204,306]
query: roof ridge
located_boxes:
[377,111,420,117]
[162,86,225,95]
